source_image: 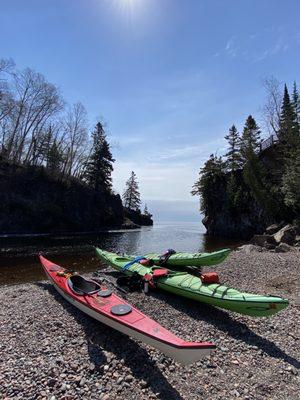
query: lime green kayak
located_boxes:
[128,249,231,267]
[95,248,289,317]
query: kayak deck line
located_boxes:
[95,248,289,317]
[39,255,215,365]
[126,249,231,267]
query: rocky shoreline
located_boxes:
[0,250,299,400]
[250,223,300,253]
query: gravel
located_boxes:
[0,250,299,399]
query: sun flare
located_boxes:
[114,0,144,11]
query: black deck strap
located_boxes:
[211,284,223,297]
[221,287,230,298]
[93,275,128,295]
[158,249,176,266]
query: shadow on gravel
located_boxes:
[93,270,300,370]
[149,290,300,370]
[36,282,183,400]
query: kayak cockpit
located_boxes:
[67,275,101,296]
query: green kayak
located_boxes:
[127,249,231,267]
[95,248,289,317]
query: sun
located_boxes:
[110,0,147,24]
[119,0,140,8]
[121,0,139,5]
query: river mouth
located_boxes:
[0,223,245,286]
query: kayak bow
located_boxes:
[39,255,215,365]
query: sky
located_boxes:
[1,0,300,222]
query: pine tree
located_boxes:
[282,147,300,214]
[123,171,141,211]
[243,150,277,217]
[192,154,226,213]
[84,122,114,192]
[278,84,298,146]
[143,203,152,218]
[224,125,242,172]
[292,81,300,126]
[47,141,63,174]
[240,115,261,163]
[144,204,150,216]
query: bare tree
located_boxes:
[9,68,64,163]
[261,77,282,136]
[0,59,15,155]
[0,58,15,75]
[0,60,93,183]
[62,102,88,176]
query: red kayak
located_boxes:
[39,255,215,365]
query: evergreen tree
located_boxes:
[143,203,153,218]
[84,122,114,192]
[224,125,242,172]
[192,154,226,213]
[278,84,298,146]
[47,141,63,174]
[123,171,141,211]
[143,204,150,216]
[240,115,261,163]
[282,147,300,214]
[243,150,277,217]
[292,81,300,126]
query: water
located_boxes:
[0,222,244,286]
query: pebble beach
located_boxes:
[0,250,299,400]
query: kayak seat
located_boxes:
[68,275,101,295]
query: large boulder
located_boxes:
[275,243,296,253]
[273,225,296,245]
[250,234,277,248]
[265,223,284,235]
[237,244,264,254]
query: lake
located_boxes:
[0,222,244,286]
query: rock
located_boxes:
[140,380,148,388]
[124,374,133,382]
[79,378,86,387]
[47,378,57,387]
[116,377,123,385]
[273,224,296,245]
[237,244,262,254]
[275,243,295,253]
[250,235,276,248]
[60,383,67,392]
[220,346,229,352]
[265,223,284,235]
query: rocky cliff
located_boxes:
[0,162,125,233]
[124,208,153,227]
[201,169,271,240]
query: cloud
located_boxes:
[253,36,289,62]
[224,36,238,58]
[215,30,296,63]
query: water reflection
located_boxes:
[0,222,243,286]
